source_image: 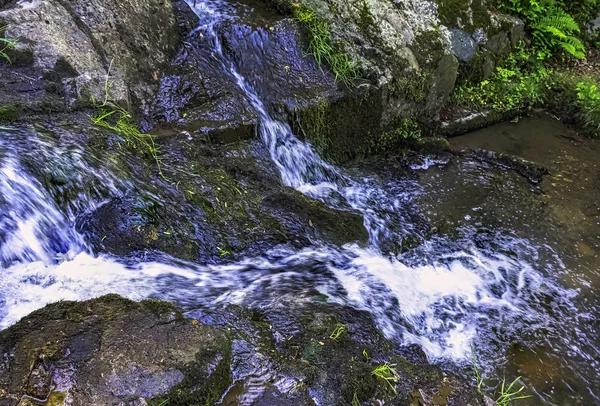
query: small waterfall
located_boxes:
[0,2,595,403]
[185,0,413,249]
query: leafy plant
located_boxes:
[575,80,600,136]
[292,3,359,85]
[451,45,550,112]
[351,391,361,406]
[501,0,585,59]
[371,363,399,394]
[0,26,18,63]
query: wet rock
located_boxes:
[0,295,232,406]
[0,0,180,113]
[192,301,485,406]
[261,0,526,162]
[70,124,367,262]
[465,148,549,184]
[448,29,478,62]
[427,54,459,113]
[0,295,484,406]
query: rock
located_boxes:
[253,0,527,162]
[427,54,459,113]
[0,295,485,406]
[448,28,478,62]
[483,32,511,55]
[0,0,180,113]
[0,295,232,406]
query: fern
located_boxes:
[531,7,585,58]
[502,1,586,59]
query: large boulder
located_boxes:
[0,295,232,406]
[0,0,180,113]
[263,0,525,162]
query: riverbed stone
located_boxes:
[0,295,232,406]
[0,296,485,406]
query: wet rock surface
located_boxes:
[0,295,231,406]
[0,116,367,264]
[0,295,484,406]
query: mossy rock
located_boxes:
[0,104,19,122]
[0,295,232,406]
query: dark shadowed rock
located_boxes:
[0,295,232,406]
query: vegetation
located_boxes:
[91,61,164,176]
[0,26,18,63]
[495,376,531,405]
[575,79,600,134]
[452,45,550,113]
[292,3,359,86]
[329,323,346,341]
[501,0,586,59]
[472,348,531,405]
[371,363,399,394]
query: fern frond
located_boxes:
[535,8,580,33]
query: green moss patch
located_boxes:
[0,105,19,122]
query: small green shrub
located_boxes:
[373,118,422,153]
[293,4,359,86]
[501,0,585,59]
[0,26,18,63]
[451,46,550,112]
[575,80,600,136]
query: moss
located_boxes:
[153,339,232,406]
[388,70,430,103]
[436,0,492,32]
[0,104,19,122]
[47,391,67,406]
[411,30,446,71]
[140,298,183,319]
[294,88,385,164]
[295,101,331,154]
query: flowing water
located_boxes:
[1,1,599,404]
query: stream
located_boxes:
[1,0,599,405]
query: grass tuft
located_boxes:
[0,26,19,63]
[472,347,531,405]
[90,60,164,177]
[292,3,359,86]
[329,323,346,341]
[495,376,531,406]
[371,362,399,394]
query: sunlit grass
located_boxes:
[0,26,19,63]
[371,362,399,394]
[292,3,358,86]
